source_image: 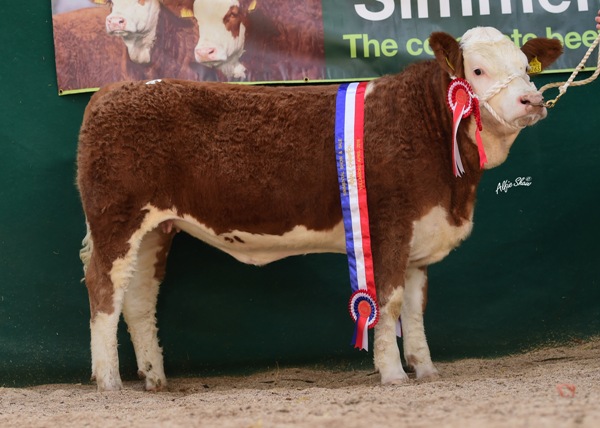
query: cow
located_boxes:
[193,0,326,81]
[103,0,195,64]
[52,0,212,93]
[52,7,128,93]
[77,27,562,391]
[101,0,215,80]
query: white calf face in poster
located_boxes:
[460,27,546,130]
[106,0,161,63]
[193,0,247,78]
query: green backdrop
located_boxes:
[0,2,598,387]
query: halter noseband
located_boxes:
[452,72,537,131]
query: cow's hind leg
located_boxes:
[401,267,438,380]
[374,285,409,384]
[86,251,126,391]
[122,227,173,391]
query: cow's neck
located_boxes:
[473,117,521,169]
[364,62,483,227]
[124,4,194,79]
[153,4,194,54]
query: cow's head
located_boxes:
[430,27,562,168]
[100,0,162,63]
[193,0,256,79]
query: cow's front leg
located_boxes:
[369,209,412,384]
[401,267,438,380]
[374,285,408,384]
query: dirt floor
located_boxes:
[1,338,599,428]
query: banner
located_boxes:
[51,0,600,95]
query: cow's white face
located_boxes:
[461,27,546,130]
[193,0,247,79]
[105,0,161,63]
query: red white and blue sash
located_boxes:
[335,82,380,351]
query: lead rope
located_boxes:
[539,31,600,108]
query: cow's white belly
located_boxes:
[174,217,346,265]
[129,204,471,271]
[133,205,345,266]
[409,205,473,267]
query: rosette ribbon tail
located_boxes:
[473,98,487,168]
[473,97,487,169]
[476,127,487,168]
[451,96,466,177]
[353,311,370,351]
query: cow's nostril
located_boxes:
[520,97,530,105]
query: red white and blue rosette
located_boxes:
[349,289,380,350]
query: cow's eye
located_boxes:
[474,68,483,76]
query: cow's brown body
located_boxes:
[80,59,479,302]
[77,29,562,391]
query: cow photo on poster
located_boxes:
[50,0,327,94]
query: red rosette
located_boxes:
[446,77,487,174]
[348,289,379,329]
[447,78,476,118]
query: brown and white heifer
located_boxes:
[193,0,326,81]
[77,27,562,391]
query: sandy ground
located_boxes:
[1,339,599,428]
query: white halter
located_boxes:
[473,72,536,131]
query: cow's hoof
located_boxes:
[96,378,123,392]
[380,371,409,385]
[416,366,440,381]
[142,373,167,392]
[145,377,167,392]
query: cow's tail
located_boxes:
[80,220,94,281]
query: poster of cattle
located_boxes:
[51,0,599,95]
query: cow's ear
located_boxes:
[430,32,463,77]
[521,38,563,73]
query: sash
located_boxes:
[335,82,379,351]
